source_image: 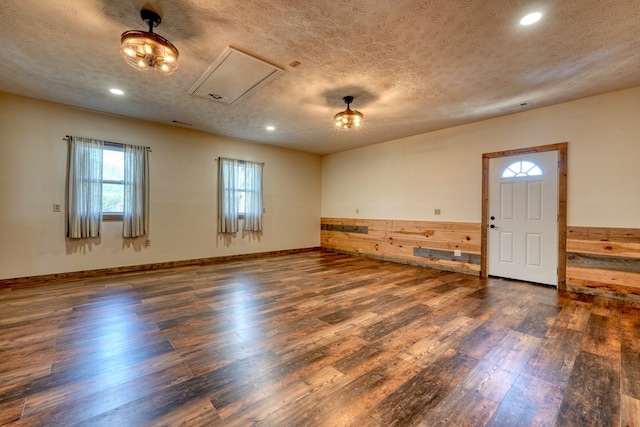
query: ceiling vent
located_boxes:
[499,101,531,112]
[189,46,284,106]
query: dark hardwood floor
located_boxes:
[1,251,639,426]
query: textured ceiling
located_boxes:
[1,0,639,155]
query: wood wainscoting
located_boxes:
[321,218,481,275]
[323,219,640,299]
[567,226,640,298]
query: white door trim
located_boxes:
[480,142,568,291]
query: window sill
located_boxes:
[103,214,123,221]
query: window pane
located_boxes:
[103,149,124,180]
[103,183,124,213]
[502,161,544,179]
[103,147,124,214]
[238,165,246,190]
[529,166,543,176]
[520,161,534,172]
[238,191,246,214]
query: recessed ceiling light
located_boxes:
[109,88,125,95]
[266,126,276,131]
[520,12,542,26]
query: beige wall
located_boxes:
[322,86,640,228]
[3,86,639,280]
[0,93,321,280]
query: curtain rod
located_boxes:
[215,157,264,165]
[63,135,151,151]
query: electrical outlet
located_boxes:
[434,208,441,215]
[53,203,61,212]
[144,239,151,247]
[356,208,359,214]
[454,249,462,257]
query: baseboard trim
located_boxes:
[0,247,321,289]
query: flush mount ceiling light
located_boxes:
[520,12,542,26]
[120,9,179,75]
[334,96,364,129]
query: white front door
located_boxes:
[488,151,558,286]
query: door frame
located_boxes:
[480,142,568,290]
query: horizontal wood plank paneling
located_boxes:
[386,235,480,253]
[320,224,368,234]
[567,226,640,297]
[567,240,640,258]
[567,253,640,274]
[414,248,481,265]
[320,219,390,243]
[321,218,481,275]
[567,266,640,291]
[323,219,640,299]
[568,227,640,243]
[391,220,480,232]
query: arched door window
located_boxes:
[501,160,543,178]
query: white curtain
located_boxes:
[123,144,149,238]
[218,158,263,233]
[67,136,103,238]
[218,158,240,233]
[243,160,263,232]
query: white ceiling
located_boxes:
[1,0,639,155]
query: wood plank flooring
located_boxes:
[1,251,639,426]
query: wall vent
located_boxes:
[189,46,284,106]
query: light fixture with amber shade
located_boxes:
[334,96,363,129]
[120,9,179,75]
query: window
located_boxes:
[236,162,261,216]
[102,145,124,217]
[67,136,149,238]
[501,161,543,178]
[218,158,263,233]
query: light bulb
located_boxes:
[520,12,542,26]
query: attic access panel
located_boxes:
[189,46,284,106]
